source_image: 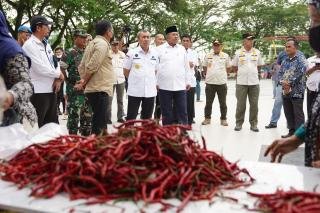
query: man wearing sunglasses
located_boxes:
[17,25,31,46]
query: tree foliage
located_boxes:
[0,0,311,54]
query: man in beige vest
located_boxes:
[76,20,115,135]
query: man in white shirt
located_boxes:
[232,33,264,132]
[153,33,165,123]
[202,39,231,126]
[123,30,158,120]
[157,25,190,125]
[181,34,198,125]
[23,15,64,127]
[107,39,126,123]
[306,52,320,118]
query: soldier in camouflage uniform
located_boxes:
[62,29,92,136]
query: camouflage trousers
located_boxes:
[67,90,92,136]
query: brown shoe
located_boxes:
[201,118,211,125]
[220,119,228,126]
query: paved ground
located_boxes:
[24,79,308,166]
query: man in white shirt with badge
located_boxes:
[232,33,264,132]
[202,39,231,126]
[107,39,126,123]
[157,25,190,125]
[123,30,158,120]
[23,15,64,127]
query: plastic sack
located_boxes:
[0,122,67,160]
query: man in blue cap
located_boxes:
[17,25,31,46]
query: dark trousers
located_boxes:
[126,96,155,120]
[86,92,108,135]
[307,88,318,119]
[57,81,65,113]
[154,93,161,119]
[204,83,227,120]
[187,87,195,125]
[31,93,59,128]
[159,89,188,125]
[282,96,305,132]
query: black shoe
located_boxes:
[265,123,277,129]
[117,118,125,123]
[234,126,242,131]
[107,120,112,124]
[281,132,294,138]
[250,126,259,132]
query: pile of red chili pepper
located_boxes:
[0,120,254,211]
[248,188,320,213]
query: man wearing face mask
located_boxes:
[23,15,64,127]
[17,25,31,46]
[123,30,158,120]
[232,33,264,132]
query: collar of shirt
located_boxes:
[164,42,179,49]
[137,45,151,55]
[30,34,44,45]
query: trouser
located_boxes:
[107,83,125,122]
[57,81,65,113]
[159,89,188,125]
[204,83,227,120]
[31,93,58,128]
[235,84,259,127]
[307,88,318,119]
[272,80,277,98]
[67,91,92,136]
[86,92,108,135]
[154,93,161,119]
[126,96,155,120]
[269,85,283,124]
[282,96,305,132]
[196,80,201,100]
[187,87,195,125]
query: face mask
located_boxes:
[309,25,320,52]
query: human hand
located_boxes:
[74,79,85,91]
[312,160,320,168]
[189,62,194,69]
[264,136,301,163]
[52,79,62,93]
[186,84,191,91]
[2,92,14,110]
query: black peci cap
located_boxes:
[242,33,255,40]
[165,25,178,34]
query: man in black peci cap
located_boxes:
[23,15,64,127]
[232,33,264,132]
[202,38,231,126]
[156,25,191,125]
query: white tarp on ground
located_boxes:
[0,123,67,160]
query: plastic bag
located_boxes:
[0,123,67,160]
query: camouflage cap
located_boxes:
[73,29,87,37]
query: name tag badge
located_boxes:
[134,64,141,70]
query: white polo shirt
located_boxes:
[157,43,190,91]
[232,47,264,85]
[23,35,61,93]
[204,51,231,85]
[112,50,126,84]
[186,48,198,87]
[307,56,320,91]
[123,46,158,98]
